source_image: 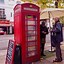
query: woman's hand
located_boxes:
[42,31,47,34]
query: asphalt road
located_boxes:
[0,35,14,50]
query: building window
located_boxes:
[0,8,6,19]
[11,12,12,17]
[0,0,4,3]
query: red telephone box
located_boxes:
[14,3,40,64]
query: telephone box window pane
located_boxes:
[28,42,36,46]
[26,15,34,20]
[28,31,37,36]
[27,21,36,25]
[28,46,36,51]
[25,15,37,25]
[28,51,36,57]
[28,26,36,30]
[28,36,36,41]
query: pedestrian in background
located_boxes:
[51,17,63,62]
[51,24,56,51]
[40,22,48,56]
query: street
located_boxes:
[0,35,14,50]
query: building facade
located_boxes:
[0,0,18,22]
[0,0,21,34]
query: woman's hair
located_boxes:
[42,22,45,25]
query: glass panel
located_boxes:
[26,15,34,20]
[28,26,36,30]
[0,8,6,19]
[28,46,36,51]
[28,51,36,57]
[25,15,38,57]
[28,42,36,47]
[27,21,35,25]
[28,36,36,41]
[28,31,36,36]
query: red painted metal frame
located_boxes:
[14,3,40,64]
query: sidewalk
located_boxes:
[0,43,64,64]
[0,50,7,64]
[34,43,64,64]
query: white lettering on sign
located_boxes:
[15,8,21,13]
[24,8,38,12]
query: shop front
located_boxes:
[0,20,13,34]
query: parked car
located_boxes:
[0,31,4,35]
[0,28,4,35]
